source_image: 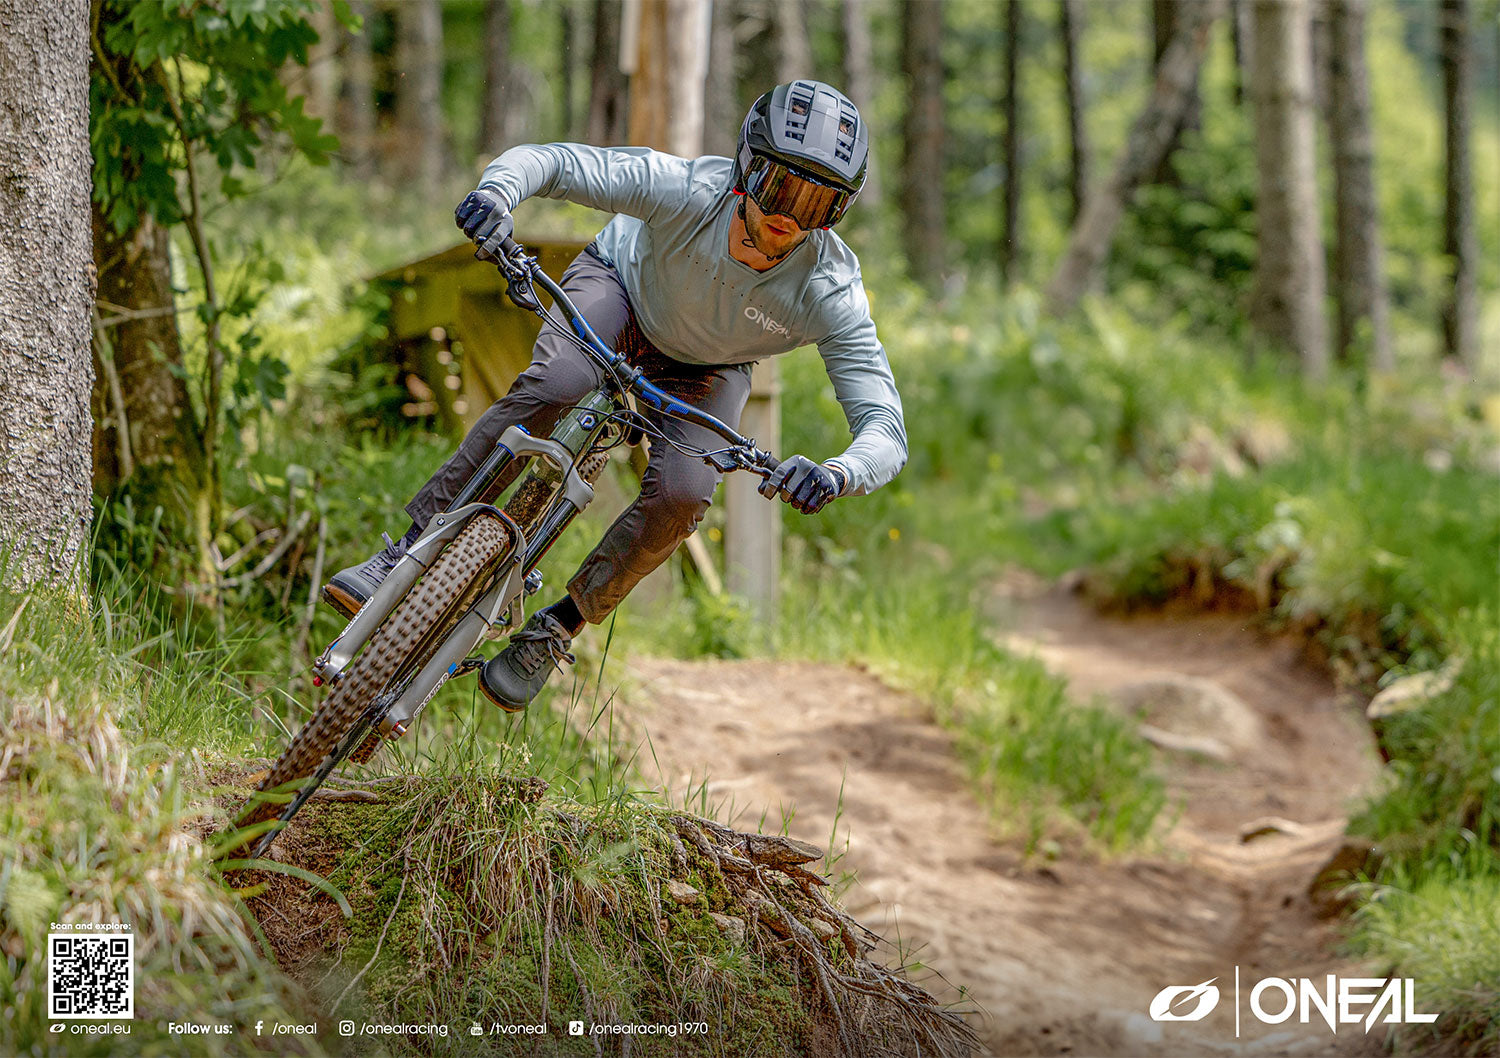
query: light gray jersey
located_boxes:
[478,143,906,495]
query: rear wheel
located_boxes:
[235,514,512,836]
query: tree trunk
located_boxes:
[397,0,445,188]
[901,0,946,291]
[587,0,627,145]
[478,0,514,158]
[306,0,342,128]
[0,0,95,590]
[1045,0,1223,315]
[1001,0,1022,286]
[1327,0,1392,372]
[90,206,204,494]
[1249,0,1329,379]
[1229,0,1249,104]
[840,0,881,205]
[773,0,812,82]
[627,0,710,156]
[560,1,578,140]
[1440,0,1478,370]
[1059,0,1090,224]
[1150,0,1202,184]
[345,0,377,178]
[705,0,741,157]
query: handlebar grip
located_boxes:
[759,453,781,475]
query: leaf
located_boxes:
[215,859,353,918]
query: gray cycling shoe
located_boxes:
[322,531,413,620]
[479,610,577,712]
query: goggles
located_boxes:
[740,153,856,231]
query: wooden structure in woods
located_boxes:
[371,238,781,622]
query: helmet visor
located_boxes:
[742,153,854,230]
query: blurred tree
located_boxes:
[345,0,376,177]
[840,0,881,205]
[1327,0,1392,372]
[705,0,741,156]
[1150,0,1202,185]
[774,0,812,81]
[901,0,947,290]
[1249,0,1328,379]
[1059,0,1090,224]
[627,0,710,156]
[478,0,514,158]
[397,0,445,188]
[1045,0,1222,315]
[588,0,627,144]
[1001,0,1022,287]
[560,1,580,140]
[1440,0,1478,369]
[1230,0,1250,103]
[0,0,94,592]
[305,0,341,127]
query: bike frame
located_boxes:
[309,233,779,748]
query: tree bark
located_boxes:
[1045,0,1223,315]
[1327,0,1392,372]
[773,0,812,82]
[478,0,513,157]
[901,0,947,291]
[345,0,377,178]
[627,0,710,156]
[305,0,342,128]
[840,0,881,205]
[1150,0,1202,184]
[90,207,203,494]
[397,0,445,188]
[1249,0,1329,379]
[1001,0,1022,286]
[587,0,627,145]
[1059,0,1090,224]
[0,0,95,590]
[1440,0,1478,369]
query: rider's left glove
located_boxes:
[759,455,845,515]
[455,188,513,242]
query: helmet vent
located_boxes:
[833,99,859,163]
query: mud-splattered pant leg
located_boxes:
[403,248,752,625]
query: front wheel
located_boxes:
[235,514,513,839]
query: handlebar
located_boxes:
[474,230,781,480]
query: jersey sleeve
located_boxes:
[815,282,908,496]
[477,143,696,227]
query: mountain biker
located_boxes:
[324,79,907,711]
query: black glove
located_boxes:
[758,455,844,515]
[455,188,513,243]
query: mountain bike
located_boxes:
[232,225,782,857]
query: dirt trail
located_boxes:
[616,587,1391,1057]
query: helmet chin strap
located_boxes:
[738,195,795,262]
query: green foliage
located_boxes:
[1350,613,1500,880]
[90,0,341,234]
[1349,868,1500,1056]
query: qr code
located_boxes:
[47,934,134,1019]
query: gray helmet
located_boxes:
[735,80,869,195]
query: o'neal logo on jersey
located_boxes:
[744,305,790,338]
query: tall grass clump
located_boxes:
[0,585,314,1056]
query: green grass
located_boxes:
[1349,868,1500,1056]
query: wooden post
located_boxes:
[724,360,780,622]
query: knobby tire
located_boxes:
[235,514,512,837]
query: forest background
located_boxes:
[1,0,1498,1053]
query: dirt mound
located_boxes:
[216,767,977,1056]
[617,587,1388,1057]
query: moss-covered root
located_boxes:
[246,769,981,1057]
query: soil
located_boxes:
[615,585,1392,1058]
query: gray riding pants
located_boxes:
[405,247,753,624]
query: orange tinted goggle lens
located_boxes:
[743,155,851,229]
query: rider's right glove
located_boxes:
[759,455,844,515]
[455,188,513,243]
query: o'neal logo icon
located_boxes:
[1149,979,1221,1022]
